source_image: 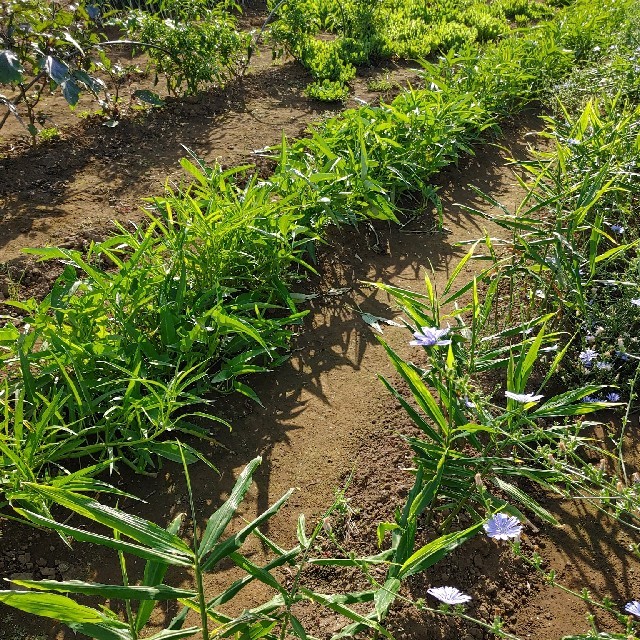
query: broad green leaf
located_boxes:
[61,78,81,106]
[0,49,23,84]
[0,590,104,624]
[44,55,70,85]
[134,89,165,107]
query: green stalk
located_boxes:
[115,530,138,640]
[179,443,209,640]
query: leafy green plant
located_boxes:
[268,0,563,99]
[123,2,250,95]
[0,160,314,488]
[304,78,350,102]
[0,455,485,638]
[373,252,619,530]
[0,0,107,142]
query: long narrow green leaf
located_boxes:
[12,579,196,601]
[199,457,262,558]
[399,522,483,578]
[378,340,449,436]
[374,577,401,622]
[146,628,201,640]
[25,484,193,559]
[0,590,105,624]
[68,622,132,640]
[136,514,185,632]
[200,489,294,572]
[14,508,193,567]
[299,589,392,639]
[491,477,559,525]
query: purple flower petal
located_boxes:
[484,513,523,540]
[427,586,471,605]
[625,600,640,617]
[505,391,543,404]
[410,326,451,347]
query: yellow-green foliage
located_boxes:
[269,0,561,100]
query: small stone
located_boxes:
[36,557,47,567]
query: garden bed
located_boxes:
[2,1,640,639]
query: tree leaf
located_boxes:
[0,50,23,84]
[44,56,70,85]
[134,89,165,106]
[61,78,81,105]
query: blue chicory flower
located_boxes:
[427,586,472,605]
[410,326,451,347]
[606,392,621,402]
[484,513,523,540]
[625,600,640,617]
[610,223,624,234]
[579,349,599,367]
[505,391,543,404]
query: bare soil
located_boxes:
[1,8,639,639]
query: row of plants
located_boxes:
[2,0,640,637]
[365,6,640,633]
[267,0,566,100]
[0,0,250,142]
